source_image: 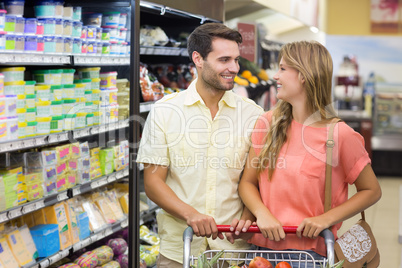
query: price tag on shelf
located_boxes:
[81,237,92,248]
[91,126,100,134]
[107,174,116,183]
[39,259,50,268]
[124,169,129,177]
[60,249,70,258]
[104,227,113,237]
[121,219,128,228]
[36,200,45,210]
[72,187,81,196]
[35,137,46,146]
[30,264,39,268]
[0,213,8,223]
[90,181,98,189]
[48,253,61,264]
[116,170,123,179]
[22,202,37,214]
[98,178,108,187]
[73,241,83,252]
[99,125,106,133]
[57,192,68,201]
[8,208,22,219]
[96,231,105,241]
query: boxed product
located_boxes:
[29,224,60,258]
[0,237,19,268]
[43,202,72,250]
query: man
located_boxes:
[136,22,263,267]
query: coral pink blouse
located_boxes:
[249,111,371,256]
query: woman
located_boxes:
[233,41,382,267]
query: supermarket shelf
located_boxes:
[73,55,130,66]
[0,168,129,224]
[29,217,129,268]
[71,167,129,197]
[0,52,129,66]
[0,119,129,154]
[140,46,187,56]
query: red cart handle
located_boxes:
[217,225,298,233]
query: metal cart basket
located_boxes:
[183,225,335,268]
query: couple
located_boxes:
[136,23,381,268]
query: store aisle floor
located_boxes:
[338,176,402,267]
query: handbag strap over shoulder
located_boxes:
[324,119,365,220]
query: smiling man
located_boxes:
[136,23,263,268]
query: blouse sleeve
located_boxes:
[338,123,371,184]
[251,111,272,156]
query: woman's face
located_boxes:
[273,57,306,106]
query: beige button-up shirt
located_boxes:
[136,79,263,263]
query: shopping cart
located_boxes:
[183,225,335,268]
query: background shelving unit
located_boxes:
[0,1,224,267]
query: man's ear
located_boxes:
[192,51,203,67]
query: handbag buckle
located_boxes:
[326,139,335,148]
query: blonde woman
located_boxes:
[231,41,382,267]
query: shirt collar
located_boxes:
[184,78,237,108]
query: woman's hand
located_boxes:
[297,215,331,239]
[226,218,255,244]
[255,211,285,242]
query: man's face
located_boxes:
[199,38,240,92]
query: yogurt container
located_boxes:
[62,84,75,99]
[50,115,63,133]
[25,121,37,137]
[35,100,51,117]
[119,13,127,28]
[24,80,36,94]
[100,71,117,88]
[5,94,17,116]
[14,34,24,52]
[87,25,97,40]
[102,25,118,41]
[61,69,75,84]
[24,18,37,35]
[78,67,100,79]
[0,10,7,32]
[50,84,62,101]
[72,6,81,22]
[16,94,25,108]
[102,11,120,27]
[36,116,51,135]
[4,80,25,95]
[7,116,18,140]
[24,35,37,52]
[26,107,36,122]
[5,34,16,51]
[43,35,56,53]
[63,19,72,37]
[25,94,36,108]
[73,83,85,98]
[34,1,56,18]
[63,5,73,20]
[16,107,25,122]
[0,31,6,51]
[4,15,16,33]
[63,37,72,54]
[86,113,94,127]
[55,18,63,35]
[72,21,82,37]
[14,16,24,35]
[35,84,51,101]
[50,100,63,116]
[75,112,86,129]
[72,37,81,54]
[0,67,25,82]
[62,98,76,115]
[0,117,7,141]
[54,1,63,18]
[17,121,26,138]
[5,0,25,17]
[39,18,56,35]
[63,113,75,130]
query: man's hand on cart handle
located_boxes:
[218,225,298,233]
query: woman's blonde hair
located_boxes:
[257,40,338,178]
